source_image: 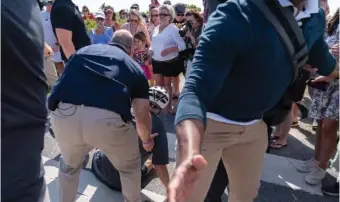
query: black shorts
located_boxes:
[152,57,184,77]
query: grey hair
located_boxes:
[111,30,133,52]
[158,4,175,23]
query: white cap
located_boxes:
[94,11,105,19]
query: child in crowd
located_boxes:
[132,31,152,82]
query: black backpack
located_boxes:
[250,0,310,127]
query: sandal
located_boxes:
[269,141,288,149]
[291,121,299,127]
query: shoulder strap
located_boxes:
[249,0,308,82]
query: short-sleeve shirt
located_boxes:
[50,0,91,61]
[48,43,149,122]
[88,27,114,44]
[133,48,150,65]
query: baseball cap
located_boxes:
[174,3,185,14]
[94,11,105,19]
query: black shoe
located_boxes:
[322,182,339,197]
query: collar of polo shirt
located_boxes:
[278,0,319,23]
[109,42,130,54]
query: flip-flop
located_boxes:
[269,141,288,149]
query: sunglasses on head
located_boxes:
[159,13,170,17]
[176,13,184,17]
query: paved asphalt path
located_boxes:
[42,75,339,201]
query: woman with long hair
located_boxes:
[148,8,160,37]
[297,8,339,185]
[151,4,185,114]
[183,10,204,77]
[82,5,94,20]
[104,7,120,31]
[121,9,151,46]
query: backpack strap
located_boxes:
[249,0,308,82]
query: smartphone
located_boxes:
[307,79,329,91]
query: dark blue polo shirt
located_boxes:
[48,43,149,122]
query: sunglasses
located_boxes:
[151,14,159,17]
[83,10,88,12]
[47,1,53,4]
[96,18,104,21]
[176,13,184,17]
[131,6,138,10]
[185,13,192,17]
[130,19,139,23]
[159,13,170,17]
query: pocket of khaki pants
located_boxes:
[51,103,77,120]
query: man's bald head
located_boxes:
[111,30,134,54]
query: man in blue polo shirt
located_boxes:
[168,0,339,201]
[48,30,151,202]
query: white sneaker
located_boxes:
[296,158,319,173]
[305,167,326,185]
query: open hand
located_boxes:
[311,75,333,83]
[168,154,207,202]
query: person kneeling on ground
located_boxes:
[92,86,171,191]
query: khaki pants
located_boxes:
[44,56,58,87]
[181,119,268,202]
[51,103,141,202]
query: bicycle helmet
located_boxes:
[149,86,170,110]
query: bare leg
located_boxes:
[318,118,339,170]
[149,65,155,87]
[154,165,170,189]
[173,76,180,97]
[314,120,324,161]
[270,108,293,148]
[163,77,173,114]
[292,103,299,122]
[153,74,164,87]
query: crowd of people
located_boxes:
[2,0,339,202]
